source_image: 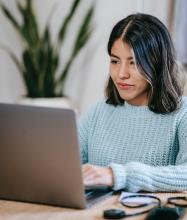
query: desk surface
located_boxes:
[0,192,186,220]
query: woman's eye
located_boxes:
[110,60,119,64]
[130,61,135,65]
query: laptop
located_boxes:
[0,103,113,209]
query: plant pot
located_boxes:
[18,97,74,109]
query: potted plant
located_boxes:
[1,0,94,108]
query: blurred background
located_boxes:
[0,0,186,114]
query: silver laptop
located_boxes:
[0,103,112,209]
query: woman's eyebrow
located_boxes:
[110,53,133,60]
[127,57,133,60]
[110,53,120,59]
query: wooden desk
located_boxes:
[0,193,186,220]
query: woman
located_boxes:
[79,13,187,192]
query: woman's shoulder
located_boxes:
[173,96,187,122]
[79,99,117,122]
[85,99,116,116]
[175,96,187,131]
[182,96,187,106]
[179,96,187,113]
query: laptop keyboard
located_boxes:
[84,188,114,206]
[85,190,95,198]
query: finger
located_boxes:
[82,169,96,181]
[82,164,92,173]
[83,173,102,186]
[82,166,99,185]
[82,164,95,177]
[84,179,98,186]
[83,176,99,186]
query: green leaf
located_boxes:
[57,0,81,46]
[55,57,73,95]
[0,44,24,74]
[0,4,21,33]
[16,1,25,17]
[21,0,39,47]
[22,49,38,84]
[72,4,94,56]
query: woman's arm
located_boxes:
[110,112,187,192]
[110,161,187,192]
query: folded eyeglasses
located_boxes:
[103,194,187,219]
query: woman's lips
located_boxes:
[117,82,134,89]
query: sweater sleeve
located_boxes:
[110,112,187,192]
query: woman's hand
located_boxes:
[82,164,114,187]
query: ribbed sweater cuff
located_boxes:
[109,163,127,191]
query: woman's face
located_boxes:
[109,38,150,106]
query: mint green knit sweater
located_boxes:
[78,97,187,192]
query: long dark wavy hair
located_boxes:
[105,13,184,114]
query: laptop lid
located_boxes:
[0,103,86,209]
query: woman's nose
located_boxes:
[118,65,130,79]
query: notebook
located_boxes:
[0,103,113,209]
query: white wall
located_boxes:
[0,0,169,113]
